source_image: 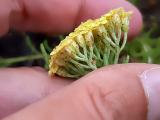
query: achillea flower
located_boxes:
[49,8,132,78]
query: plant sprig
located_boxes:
[124,30,160,64]
[0,35,51,68]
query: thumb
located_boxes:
[3,64,159,120]
[140,67,160,120]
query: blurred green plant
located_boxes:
[0,36,50,68]
[0,29,160,68]
[0,54,43,67]
[124,30,160,64]
[129,0,140,5]
[40,42,50,69]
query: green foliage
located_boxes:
[40,42,50,69]
[0,36,48,68]
[25,36,39,54]
[0,31,160,68]
[125,30,160,64]
[0,54,43,67]
[129,0,140,5]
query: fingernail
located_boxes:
[140,67,160,120]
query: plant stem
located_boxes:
[25,36,39,54]
[40,43,50,69]
[120,32,128,51]
[142,42,153,63]
[0,54,43,67]
[114,50,120,64]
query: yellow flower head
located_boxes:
[49,8,132,78]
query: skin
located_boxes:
[1,64,159,120]
[0,0,159,120]
[0,0,142,37]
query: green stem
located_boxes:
[117,29,122,44]
[59,35,65,41]
[123,55,130,63]
[142,42,153,63]
[114,49,120,64]
[40,43,50,69]
[120,32,128,51]
[25,36,39,54]
[43,40,52,52]
[103,47,109,65]
[104,36,117,48]
[0,54,43,67]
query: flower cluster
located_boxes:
[49,8,132,78]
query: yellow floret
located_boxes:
[49,8,132,77]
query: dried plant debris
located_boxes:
[49,8,132,78]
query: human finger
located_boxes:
[4,63,160,120]
[0,67,71,119]
[0,0,142,38]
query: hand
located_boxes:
[0,0,142,38]
[1,64,160,120]
[1,0,159,120]
[0,67,71,118]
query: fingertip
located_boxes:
[79,0,143,39]
[0,0,11,37]
[122,1,143,40]
[0,0,23,37]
